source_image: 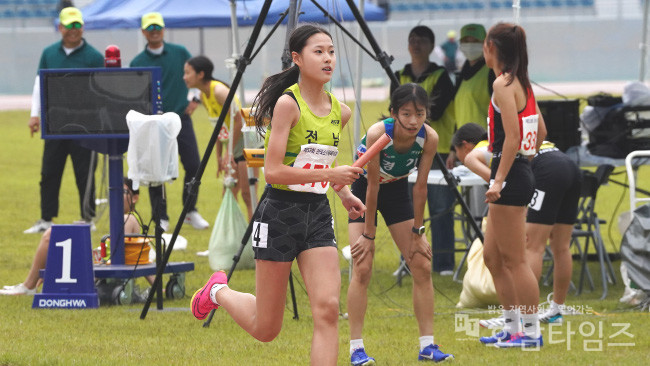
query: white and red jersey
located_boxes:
[487,88,538,155]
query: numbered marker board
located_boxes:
[33,225,98,309]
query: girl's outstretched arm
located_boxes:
[265,95,363,187]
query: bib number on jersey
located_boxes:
[217,125,230,141]
[288,144,338,194]
[528,189,546,211]
[252,221,268,248]
[209,117,231,141]
[519,114,539,156]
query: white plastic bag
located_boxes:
[456,238,500,308]
[126,110,181,189]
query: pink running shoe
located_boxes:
[191,271,227,320]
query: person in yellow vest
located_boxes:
[390,25,457,275]
[183,55,254,219]
[447,24,497,218]
[191,25,365,365]
[448,23,496,166]
[1,178,141,295]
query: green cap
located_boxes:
[460,24,486,41]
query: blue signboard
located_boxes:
[33,224,99,309]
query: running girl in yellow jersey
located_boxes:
[191,25,365,366]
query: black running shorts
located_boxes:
[252,188,336,262]
[527,150,581,225]
[490,157,535,207]
[349,176,414,226]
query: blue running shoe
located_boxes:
[351,348,375,366]
[418,344,453,362]
[495,332,543,348]
[479,330,511,344]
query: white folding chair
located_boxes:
[625,150,650,212]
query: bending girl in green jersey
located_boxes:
[346,83,453,364]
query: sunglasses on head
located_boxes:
[145,24,163,32]
[64,22,82,29]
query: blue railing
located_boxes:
[0,0,58,19]
[390,0,595,13]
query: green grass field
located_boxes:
[0,104,649,365]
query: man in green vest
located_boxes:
[454,23,495,132]
[449,23,495,217]
[390,26,457,275]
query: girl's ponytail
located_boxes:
[251,65,300,134]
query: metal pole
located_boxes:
[353,1,364,154]
[230,0,258,210]
[281,0,300,69]
[280,0,301,322]
[229,0,248,108]
[640,0,649,81]
[512,0,521,25]
[199,28,205,55]
[107,150,124,265]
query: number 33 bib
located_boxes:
[519,114,539,156]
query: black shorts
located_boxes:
[527,150,582,225]
[349,176,414,226]
[234,154,246,163]
[252,188,336,262]
[490,157,535,207]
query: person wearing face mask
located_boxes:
[454,24,496,130]
[445,24,496,225]
[446,23,496,169]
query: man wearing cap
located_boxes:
[130,12,209,231]
[24,7,104,234]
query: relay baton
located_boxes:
[332,133,392,192]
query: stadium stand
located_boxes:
[390,0,596,13]
[0,0,57,19]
